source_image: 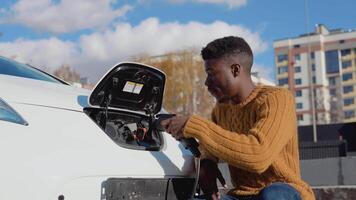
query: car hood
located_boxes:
[0,74,90,112]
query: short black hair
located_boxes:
[201,36,253,72]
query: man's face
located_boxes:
[204,58,238,102]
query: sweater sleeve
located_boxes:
[183,89,296,173]
[198,106,219,163]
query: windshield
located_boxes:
[0,56,66,84]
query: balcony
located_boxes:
[276,60,289,67]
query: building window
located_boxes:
[277,54,288,62]
[296,103,303,109]
[330,89,336,96]
[295,90,302,97]
[312,76,316,84]
[278,78,289,86]
[311,64,316,71]
[294,44,300,48]
[295,66,301,73]
[344,98,355,106]
[278,66,288,74]
[297,114,304,121]
[294,54,301,61]
[343,85,354,94]
[342,60,352,69]
[329,77,336,85]
[344,110,355,119]
[325,50,339,74]
[341,49,351,56]
[310,52,315,59]
[342,73,353,81]
[295,78,302,85]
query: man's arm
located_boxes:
[198,105,219,162]
[183,89,296,173]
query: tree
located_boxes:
[53,64,80,83]
[132,49,215,119]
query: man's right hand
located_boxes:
[198,159,222,200]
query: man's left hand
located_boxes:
[160,116,190,140]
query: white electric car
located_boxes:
[0,56,197,200]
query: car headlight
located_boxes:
[0,98,28,126]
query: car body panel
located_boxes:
[0,74,89,111]
[0,60,196,199]
[0,99,195,199]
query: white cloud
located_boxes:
[195,0,247,8]
[252,63,275,82]
[2,0,133,33]
[166,0,186,3]
[167,0,247,8]
[79,18,267,59]
[0,18,267,82]
[0,37,77,68]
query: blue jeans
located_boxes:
[221,182,301,200]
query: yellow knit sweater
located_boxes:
[183,85,315,200]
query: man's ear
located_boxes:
[230,64,241,77]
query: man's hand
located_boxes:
[160,116,190,140]
[199,159,223,200]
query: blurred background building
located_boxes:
[274,24,356,125]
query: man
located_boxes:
[161,36,315,200]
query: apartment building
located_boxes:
[274,24,356,125]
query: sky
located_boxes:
[0,0,355,83]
